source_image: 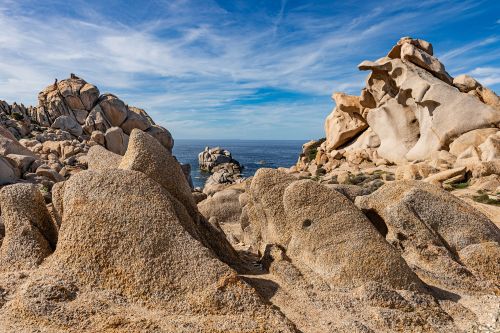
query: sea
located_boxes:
[173,139,305,188]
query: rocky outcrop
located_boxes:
[294,37,500,196]
[199,146,245,195]
[200,167,500,332]
[324,93,367,150]
[0,74,174,197]
[244,169,421,290]
[198,146,241,172]
[27,74,172,154]
[1,38,500,332]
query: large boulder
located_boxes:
[0,156,17,185]
[478,131,500,161]
[198,187,245,244]
[448,128,498,157]
[104,126,129,155]
[245,169,421,290]
[0,184,57,272]
[145,125,174,153]
[51,115,83,137]
[400,42,452,84]
[453,74,480,93]
[83,105,111,134]
[281,179,421,290]
[118,129,240,267]
[121,106,153,134]
[0,126,36,157]
[246,168,297,250]
[387,36,434,58]
[356,181,500,290]
[97,94,128,127]
[79,82,100,111]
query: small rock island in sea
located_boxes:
[198,146,244,195]
[0,37,499,332]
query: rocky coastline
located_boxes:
[0,37,499,332]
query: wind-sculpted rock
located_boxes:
[245,169,420,290]
[296,36,500,195]
[324,93,368,149]
[119,129,240,267]
[1,37,500,332]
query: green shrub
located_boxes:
[11,112,24,120]
[451,181,470,189]
[473,194,500,206]
[306,138,326,161]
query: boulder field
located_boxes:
[0,37,499,332]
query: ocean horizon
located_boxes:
[173,139,305,188]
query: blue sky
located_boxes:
[0,0,498,140]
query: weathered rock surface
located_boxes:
[0,169,294,332]
[1,37,500,332]
[104,126,129,155]
[324,93,368,149]
[356,180,500,291]
[294,36,500,203]
[86,145,122,171]
[0,184,57,272]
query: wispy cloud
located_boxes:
[0,0,497,139]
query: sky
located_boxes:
[0,0,498,140]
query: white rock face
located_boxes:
[366,98,420,163]
[320,37,500,164]
[324,93,368,150]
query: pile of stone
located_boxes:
[198,146,244,195]
[0,74,174,198]
[32,74,173,155]
[293,37,500,197]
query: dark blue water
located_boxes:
[173,140,304,188]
